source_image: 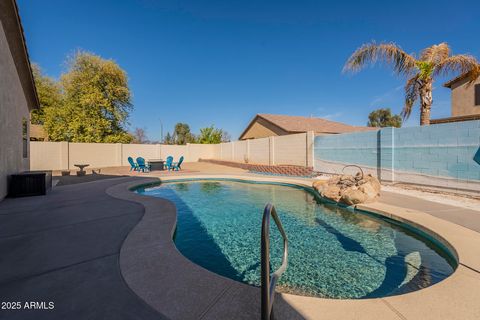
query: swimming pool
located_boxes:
[135,179,456,299]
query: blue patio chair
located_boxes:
[128,157,139,171]
[172,156,184,171]
[136,157,151,172]
[164,156,174,171]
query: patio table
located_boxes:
[74,164,89,176]
[148,159,165,171]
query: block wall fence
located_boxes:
[30,122,480,192]
[30,142,217,170]
[30,132,315,171]
[314,120,480,191]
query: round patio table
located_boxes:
[74,164,89,176]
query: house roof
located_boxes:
[239,113,376,139]
[0,0,39,110]
[443,71,478,88]
[430,114,480,124]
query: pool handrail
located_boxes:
[261,203,288,320]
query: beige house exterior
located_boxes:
[239,113,375,140]
[431,73,480,124]
[0,0,39,199]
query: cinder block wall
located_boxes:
[215,132,314,167]
[314,121,480,191]
[30,131,315,172]
[248,138,270,164]
[30,142,209,170]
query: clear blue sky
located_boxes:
[18,0,480,140]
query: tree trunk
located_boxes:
[419,79,433,126]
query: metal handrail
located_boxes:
[261,203,288,320]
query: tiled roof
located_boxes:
[256,113,376,134]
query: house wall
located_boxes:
[314,121,480,191]
[0,22,30,199]
[451,77,480,117]
[240,117,289,140]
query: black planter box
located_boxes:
[8,171,52,197]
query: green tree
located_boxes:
[367,108,402,128]
[163,132,173,145]
[173,123,196,144]
[344,42,480,125]
[30,64,63,125]
[42,50,133,143]
[198,126,223,144]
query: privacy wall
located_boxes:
[30,142,214,170]
[31,132,316,171]
[213,132,315,167]
[314,121,480,191]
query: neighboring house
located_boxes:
[0,0,39,199]
[239,113,375,140]
[30,123,48,141]
[431,72,480,124]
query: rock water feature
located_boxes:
[313,169,381,205]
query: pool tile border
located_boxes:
[107,174,480,320]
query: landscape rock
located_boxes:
[341,189,367,205]
[312,172,381,205]
[312,180,328,193]
[321,185,342,202]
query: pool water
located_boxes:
[136,180,456,299]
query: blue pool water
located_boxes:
[136,180,456,299]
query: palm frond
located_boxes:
[343,42,417,76]
[420,43,450,64]
[434,54,480,84]
[402,75,421,119]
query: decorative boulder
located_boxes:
[312,180,328,193]
[313,171,381,205]
[341,189,367,205]
[321,185,342,202]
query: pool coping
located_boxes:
[106,174,480,320]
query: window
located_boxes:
[22,118,28,158]
[475,84,480,106]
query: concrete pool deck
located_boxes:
[1,162,480,319]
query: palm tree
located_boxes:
[344,42,480,125]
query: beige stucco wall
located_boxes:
[248,137,270,164]
[69,143,120,169]
[240,117,288,140]
[220,142,234,161]
[160,145,187,162]
[122,144,159,166]
[214,132,313,166]
[233,140,248,162]
[30,141,68,170]
[450,77,480,116]
[187,143,218,162]
[0,22,30,199]
[30,142,213,170]
[30,133,315,171]
[273,133,308,166]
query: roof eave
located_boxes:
[0,0,40,111]
[443,72,472,88]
